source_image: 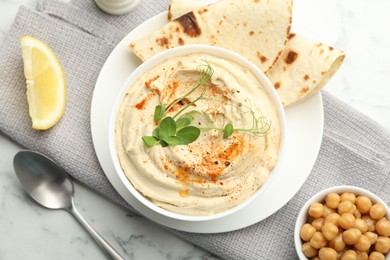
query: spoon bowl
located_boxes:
[13,150,124,260]
[14,150,73,209]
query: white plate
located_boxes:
[90,12,324,233]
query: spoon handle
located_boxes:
[68,200,125,260]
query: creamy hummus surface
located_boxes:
[115,54,281,216]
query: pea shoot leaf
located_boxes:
[142,136,160,147]
[223,123,234,138]
[160,140,169,147]
[176,126,201,145]
[163,136,183,146]
[153,105,165,122]
[158,117,176,140]
[176,114,194,130]
[152,127,159,138]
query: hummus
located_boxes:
[115,54,281,216]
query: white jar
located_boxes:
[94,0,141,15]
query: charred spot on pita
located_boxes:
[288,33,296,40]
[270,49,283,69]
[304,74,310,80]
[274,82,281,89]
[167,5,172,20]
[286,24,291,35]
[300,87,309,94]
[198,7,208,15]
[176,12,202,37]
[209,35,217,44]
[284,50,298,64]
[256,51,268,63]
[156,37,170,48]
[178,38,185,45]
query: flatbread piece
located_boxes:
[167,0,345,107]
[266,33,345,107]
[130,0,293,73]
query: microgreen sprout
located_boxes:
[142,60,270,147]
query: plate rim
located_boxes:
[90,11,324,233]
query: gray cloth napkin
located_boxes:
[0,1,389,259]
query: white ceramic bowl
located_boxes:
[109,45,287,221]
[295,186,390,259]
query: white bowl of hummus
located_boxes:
[109,45,286,221]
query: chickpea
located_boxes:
[323,205,336,217]
[340,250,357,260]
[357,252,369,260]
[310,231,328,249]
[318,247,338,260]
[326,193,341,209]
[368,251,385,260]
[325,213,341,226]
[339,201,356,215]
[355,218,369,233]
[301,223,316,241]
[343,228,362,245]
[375,217,390,236]
[352,204,358,214]
[354,209,362,219]
[339,213,356,230]
[312,218,325,231]
[354,234,371,252]
[302,241,318,257]
[362,215,377,232]
[329,233,346,252]
[369,204,386,220]
[322,223,339,241]
[356,196,372,214]
[310,202,325,218]
[365,231,378,245]
[375,236,390,254]
[341,192,357,203]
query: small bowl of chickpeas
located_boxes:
[295,186,390,260]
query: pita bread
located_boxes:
[130,0,293,73]
[167,0,345,107]
[266,34,345,107]
[168,0,206,20]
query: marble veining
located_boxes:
[1,0,390,259]
[0,134,218,260]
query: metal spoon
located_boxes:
[13,150,124,260]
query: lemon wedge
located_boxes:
[20,36,66,130]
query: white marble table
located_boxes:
[1,0,390,259]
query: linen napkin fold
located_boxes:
[0,1,389,259]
